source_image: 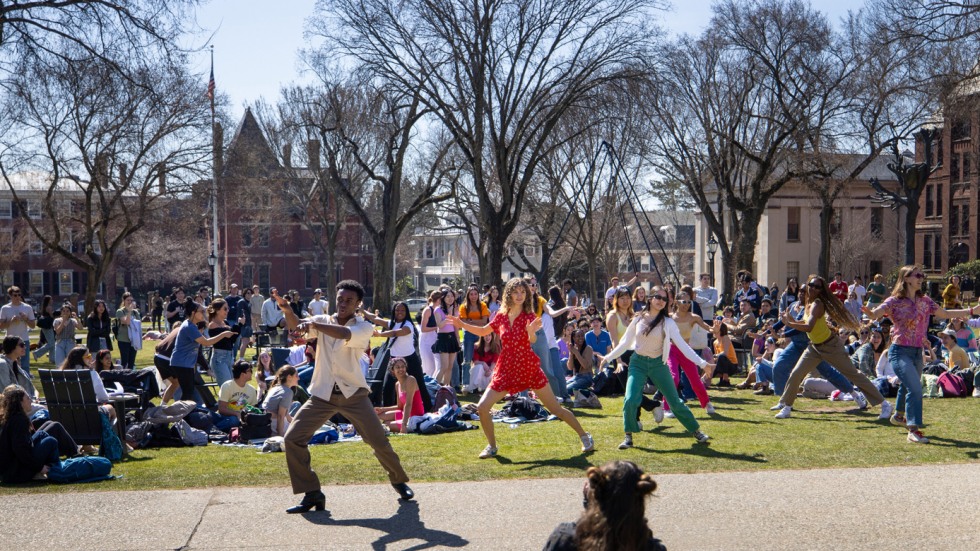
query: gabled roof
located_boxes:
[221,108,283,178]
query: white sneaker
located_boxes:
[853,392,868,410]
[664,410,676,419]
[907,430,930,444]
[774,406,792,419]
[580,433,595,452]
[877,400,893,420]
[769,402,786,411]
[653,405,664,424]
[478,445,498,459]
[973,387,980,398]
[694,431,710,443]
[705,403,716,415]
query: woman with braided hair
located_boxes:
[542,460,667,551]
[772,275,892,420]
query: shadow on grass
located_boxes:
[705,395,757,405]
[507,454,596,472]
[697,412,774,425]
[302,500,468,550]
[633,443,768,463]
[925,435,980,451]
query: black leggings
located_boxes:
[381,352,432,412]
[171,366,202,404]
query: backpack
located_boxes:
[125,421,155,450]
[432,385,459,410]
[240,412,272,442]
[111,317,120,337]
[938,371,968,397]
[184,408,214,432]
[99,413,124,462]
[921,374,941,398]
[47,456,113,484]
[953,368,975,394]
[174,419,208,446]
[502,396,546,420]
[923,362,947,377]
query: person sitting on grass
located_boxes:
[263,365,300,436]
[255,351,276,402]
[703,322,738,387]
[374,357,424,434]
[213,360,258,432]
[465,332,500,395]
[542,460,666,551]
[0,384,86,483]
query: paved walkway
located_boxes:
[4,463,978,550]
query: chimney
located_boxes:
[307,140,321,172]
[283,143,292,168]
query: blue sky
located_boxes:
[195,0,861,123]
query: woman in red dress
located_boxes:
[451,277,594,459]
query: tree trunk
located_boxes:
[905,202,918,266]
[817,201,833,277]
[372,237,396,311]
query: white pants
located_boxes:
[466,362,493,392]
[420,332,438,377]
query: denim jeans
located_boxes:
[889,344,924,427]
[772,337,854,395]
[531,329,561,397]
[567,373,594,396]
[549,346,568,399]
[31,430,61,468]
[755,359,774,386]
[20,345,29,374]
[297,364,314,390]
[461,331,478,385]
[210,348,235,387]
[34,329,56,361]
[55,340,74,367]
[210,411,241,432]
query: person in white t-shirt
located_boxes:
[0,286,36,374]
[851,276,867,305]
[604,274,639,312]
[307,289,330,317]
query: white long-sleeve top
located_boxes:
[605,314,708,369]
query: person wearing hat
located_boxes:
[940,328,970,372]
[308,289,330,317]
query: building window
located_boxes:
[258,264,271,291]
[952,119,971,141]
[787,207,800,242]
[29,271,43,296]
[923,235,933,270]
[59,270,73,296]
[303,264,313,289]
[963,205,970,236]
[241,226,252,248]
[951,153,960,182]
[242,264,253,288]
[934,233,942,270]
[26,200,41,220]
[1,271,12,288]
[951,205,959,237]
[925,185,934,217]
[870,207,883,238]
[0,229,12,255]
[870,261,882,278]
[257,226,270,248]
[0,200,11,219]
[60,228,73,253]
[29,234,42,255]
[425,240,434,259]
[786,261,799,281]
[964,155,971,182]
[936,184,943,217]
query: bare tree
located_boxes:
[0,45,212,312]
[271,78,457,308]
[312,0,660,286]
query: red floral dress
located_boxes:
[488,310,549,394]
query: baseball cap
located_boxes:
[314,288,322,294]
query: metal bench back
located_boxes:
[38,369,103,445]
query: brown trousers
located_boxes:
[283,388,408,494]
[780,334,885,408]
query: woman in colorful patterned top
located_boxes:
[450,277,594,459]
[863,265,972,443]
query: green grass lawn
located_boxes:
[8,340,980,495]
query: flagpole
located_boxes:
[209,45,220,296]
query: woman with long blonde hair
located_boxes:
[450,278,593,459]
[863,265,972,443]
[773,275,889,420]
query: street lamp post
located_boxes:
[207,253,217,295]
[706,236,718,287]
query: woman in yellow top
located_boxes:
[772,275,891,420]
[942,275,961,309]
[703,322,738,387]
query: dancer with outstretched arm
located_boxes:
[772,275,891,420]
[449,277,594,459]
[600,286,714,450]
[277,281,414,513]
[863,265,972,443]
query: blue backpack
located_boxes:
[48,456,113,484]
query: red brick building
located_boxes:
[214,109,374,300]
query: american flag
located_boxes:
[206,63,215,113]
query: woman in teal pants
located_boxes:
[601,287,714,449]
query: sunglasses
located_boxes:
[909,272,925,279]
[807,281,824,289]
[678,300,692,305]
[16,342,25,348]
[651,295,667,302]
[860,331,869,336]
[9,292,20,297]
